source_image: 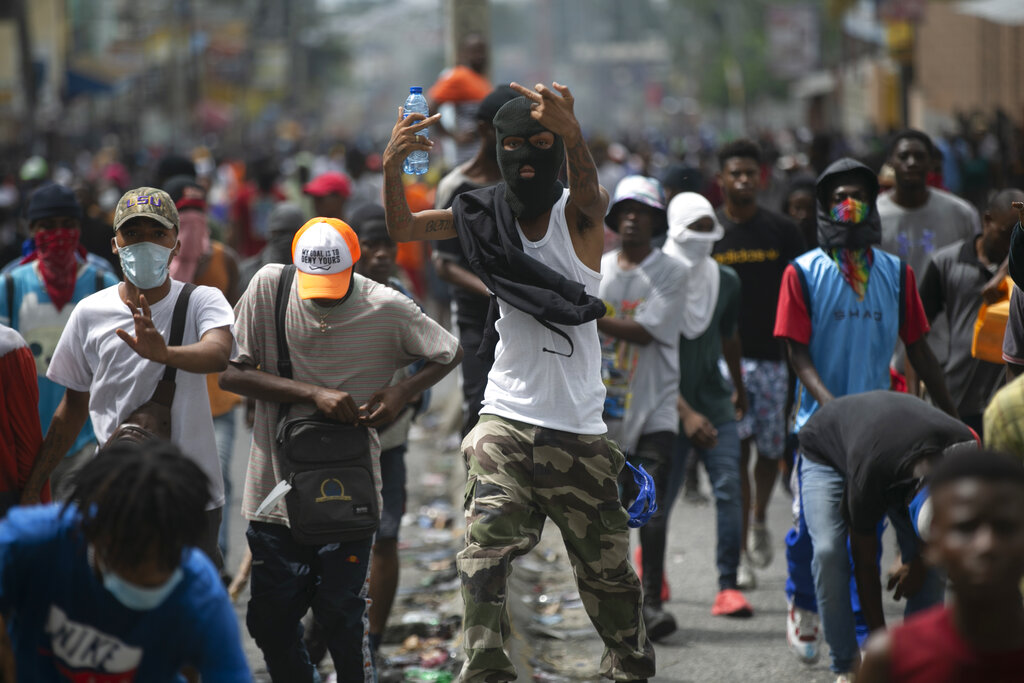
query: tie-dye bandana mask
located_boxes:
[830,197,869,224]
[830,247,873,301]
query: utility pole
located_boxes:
[13,0,36,153]
[445,0,489,73]
[286,0,307,111]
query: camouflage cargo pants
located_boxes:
[456,415,656,682]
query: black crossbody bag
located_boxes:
[273,265,379,544]
[105,283,195,446]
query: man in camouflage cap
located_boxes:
[112,185,180,230]
[21,187,236,572]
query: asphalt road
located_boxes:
[221,375,907,682]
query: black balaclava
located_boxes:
[814,158,882,250]
[492,97,564,220]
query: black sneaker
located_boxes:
[642,604,678,641]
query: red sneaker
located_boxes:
[632,546,671,602]
[711,589,753,617]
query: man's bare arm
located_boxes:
[509,81,607,270]
[596,317,653,345]
[360,348,464,427]
[116,294,233,374]
[906,338,958,418]
[722,331,749,419]
[563,129,609,269]
[851,530,887,633]
[563,130,608,223]
[220,361,362,424]
[433,254,490,299]
[22,389,90,504]
[382,108,457,242]
[859,631,893,683]
[786,339,834,407]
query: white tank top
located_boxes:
[480,190,607,434]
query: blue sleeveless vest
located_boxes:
[792,248,904,432]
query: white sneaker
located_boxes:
[748,521,773,568]
[786,599,821,664]
[835,674,856,683]
[737,553,757,590]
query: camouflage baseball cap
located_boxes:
[113,187,179,232]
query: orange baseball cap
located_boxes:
[291,217,361,300]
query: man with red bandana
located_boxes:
[0,184,118,500]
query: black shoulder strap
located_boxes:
[95,268,105,292]
[4,272,12,328]
[274,266,297,434]
[161,283,197,383]
[275,265,296,380]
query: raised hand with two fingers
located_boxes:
[508,81,580,140]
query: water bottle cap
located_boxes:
[409,86,423,94]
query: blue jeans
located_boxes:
[798,456,945,673]
[212,409,236,558]
[667,420,742,590]
[786,455,882,642]
[246,522,374,682]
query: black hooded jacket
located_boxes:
[815,158,882,250]
[450,184,607,364]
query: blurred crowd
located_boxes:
[4,104,1023,318]
[4,35,1024,680]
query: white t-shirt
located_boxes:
[481,190,607,435]
[599,249,686,451]
[47,280,234,509]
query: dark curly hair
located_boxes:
[717,139,762,169]
[65,440,211,572]
[929,448,1024,495]
[886,129,934,161]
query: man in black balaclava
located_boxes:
[381,81,656,683]
[491,95,565,220]
[433,84,519,441]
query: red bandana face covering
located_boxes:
[33,228,81,311]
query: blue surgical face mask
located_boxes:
[102,564,184,611]
[117,241,175,289]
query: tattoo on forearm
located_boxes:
[565,136,601,206]
[384,173,412,235]
[425,219,452,234]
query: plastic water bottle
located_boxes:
[404,668,452,682]
[403,86,430,175]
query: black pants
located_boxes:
[200,507,225,571]
[458,320,491,440]
[619,430,675,607]
[245,521,373,682]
